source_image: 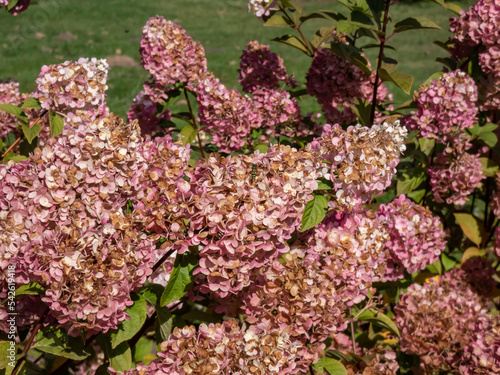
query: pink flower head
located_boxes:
[239,40,297,93]
[151,320,310,374]
[295,210,390,307]
[0,79,23,139]
[377,195,447,280]
[404,70,478,141]
[187,144,319,300]
[140,16,207,87]
[195,73,260,152]
[34,58,109,129]
[133,135,191,244]
[306,48,389,124]
[248,0,276,17]
[241,253,348,346]
[395,271,486,373]
[450,0,500,111]
[127,89,172,136]
[428,148,484,206]
[313,121,407,211]
[459,314,500,374]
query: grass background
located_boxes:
[0,0,475,119]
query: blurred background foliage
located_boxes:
[0,0,474,119]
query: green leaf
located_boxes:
[109,342,132,372]
[441,253,456,271]
[19,137,38,157]
[461,246,486,264]
[110,294,147,349]
[179,125,197,146]
[156,306,173,343]
[357,309,400,337]
[0,341,18,370]
[21,98,41,109]
[422,72,445,86]
[33,328,91,361]
[133,337,154,365]
[254,144,269,154]
[380,56,398,73]
[160,252,198,306]
[6,0,19,11]
[5,133,16,147]
[394,17,441,33]
[15,282,44,296]
[397,171,425,196]
[350,98,371,127]
[0,104,27,124]
[344,10,377,30]
[21,123,41,144]
[138,284,164,306]
[272,35,309,54]
[418,138,435,156]
[425,259,442,275]
[299,12,329,23]
[264,13,293,27]
[478,131,498,148]
[313,356,348,375]
[3,154,28,163]
[407,189,425,203]
[454,213,484,246]
[316,178,334,191]
[430,0,462,14]
[49,111,64,138]
[479,157,499,177]
[378,69,414,95]
[301,195,328,232]
[328,43,371,76]
[310,26,337,51]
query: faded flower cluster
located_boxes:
[377,194,447,280]
[404,70,478,142]
[313,121,407,211]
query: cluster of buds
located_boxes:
[404,70,478,142]
[34,58,109,129]
[187,144,319,301]
[395,271,487,373]
[450,0,500,111]
[140,16,207,87]
[377,194,447,280]
[428,148,485,206]
[239,40,297,93]
[306,48,389,124]
[313,121,407,211]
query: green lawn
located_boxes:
[0,0,475,119]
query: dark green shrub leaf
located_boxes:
[33,328,91,360]
[179,125,197,146]
[21,123,41,144]
[328,43,371,76]
[0,103,27,124]
[15,282,44,296]
[357,309,400,337]
[160,252,198,306]
[110,294,147,349]
[378,69,414,95]
[49,111,64,138]
[272,35,309,54]
[394,17,441,33]
[301,195,328,232]
[454,213,484,246]
[21,98,41,109]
